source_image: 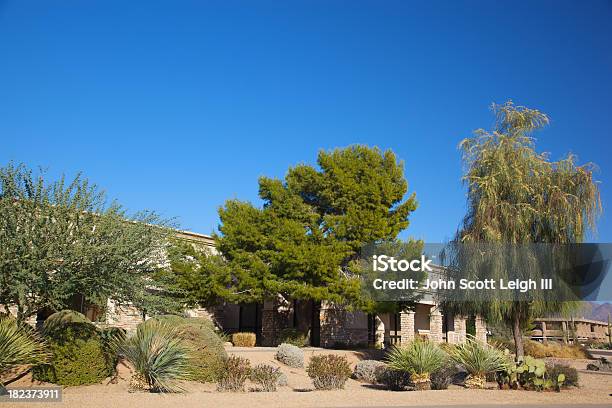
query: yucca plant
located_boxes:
[450,336,510,388]
[120,320,191,393]
[0,316,49,392]
[386,340,446,390]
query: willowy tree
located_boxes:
[449,101,601,358]
[178,146,418,313]
[0,162,181,321]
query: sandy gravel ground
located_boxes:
[2,347,611,408]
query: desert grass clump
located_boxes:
[386,340,446,390]
[275,343,304,368]
[523,340,588,359]
[306,354,352,390]
[450,337,509,389]
[121,321,191,393]
[217,356,251,392]
[232,332,256,347]
[0,316,49,392]
[352,359,386,383]
[250,363,282,392]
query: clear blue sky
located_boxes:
[1,1,611,242]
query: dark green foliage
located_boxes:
[190,146,417,309]
[150,316,226,382]
[278,328,309,347]
[306,355,352,390]
[375,366,410,391]
[546,363,578,388]
[34,315,112,386]
[217,356,251,392]
[250,364,282,392]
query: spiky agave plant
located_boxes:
[0,317,49,392]
[450,336,510,389]
[386,339,446,390]
[120,320,191,393]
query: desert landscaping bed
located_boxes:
[3,347,611,408]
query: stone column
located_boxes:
[454,315,467,344]
[374,314,385,348]
[260,300,278,346]
[475,315,487,343]
[400,310,415,346]
[541,321,547,343]
[430,309,444,343]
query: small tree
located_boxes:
[449,102,601,358]
[0,163,181,321]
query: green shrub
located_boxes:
[278,328,309,347]
[546,363,578,388]
[386,340,446,390]
[217,356,251,392]
[450,337,509,389]
[150,316,226,382]
[352,359,385,383]
[121,320,191,393]
[275,343,304,368]
[250,363,282,392]
[232,332,256,347]
[33,312,112,386]
[306,354,352,390]
[375,366,410,391]
[0,316,49,391]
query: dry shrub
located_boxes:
[523,340,588,359]
[217,356,251,392]
[232,332,256,347]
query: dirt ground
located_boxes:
[2,347,611,408]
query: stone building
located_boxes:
[531,317,610,343]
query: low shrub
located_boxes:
[232,332,257,347]
[450,337,509,389]
[386,340,446,390]
[250,364,282,392]
[217,356,251,392]
[121,320,191,393]
[586,357,612,372]
[430,362,458,390]
[546,363,578,388]
[497,356,567,391]
[151,316,227,382]
[523,340,589,359]
[275,343,304,368]
[306,354,352,390]
[352,359,385,383]
[277,371,288,387]
[0,316,49,391]
[33,312,112,386]
[375,366,410,391]
[278,328,309,347]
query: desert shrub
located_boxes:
[0,317,49,391]
[232,332,256,347]
[278,328,309,347]
[450,337,509,389]
[33,313,112,386]
[277,371,288,386]
[275,343,304,368]
[386,340,446,390]
[150,316,226,382]
[250,363,282,392]
[497,356,566,391]
[430,362,458,390]
[217,356,251,392]
[523,340,588,359]
[375,366,410,391]
[546,363,578,388]
[352,359,385,383]
[306,354,351,390]
[121,320,191,393]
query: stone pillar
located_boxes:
[400,310,415,346]
[541,321,547,343]
[454,315,467,344]
[260,300,278,346]
[430,309,444,343]
[475,315,487,343]
[374,314,385,348]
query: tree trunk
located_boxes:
[512,312,524,360]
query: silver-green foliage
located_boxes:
[121,321,191,393]
[386,340,446,376]
[450,337,509,378]
[275,343,304,368]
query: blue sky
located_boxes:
[1,1,611,242]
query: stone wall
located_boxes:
[319,302,368,348]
